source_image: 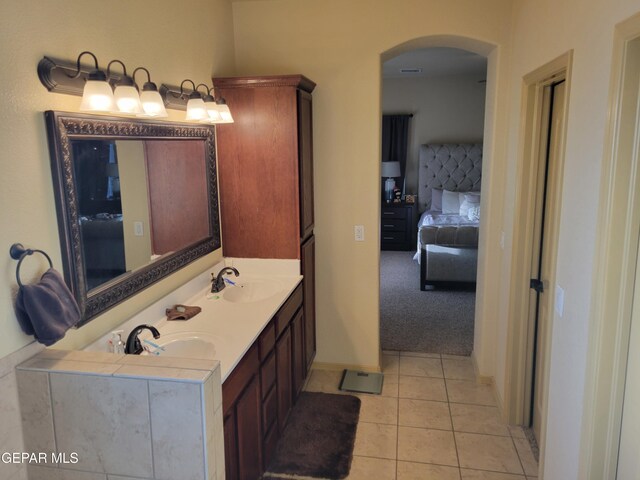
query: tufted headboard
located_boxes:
[418,143,483,213]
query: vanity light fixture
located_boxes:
[107,60,142,115]
[65,51,114,113]
[133,67,168,118]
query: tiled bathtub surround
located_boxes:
[305,351,539,480]
[0,341,44,480]
[16,349,224,480]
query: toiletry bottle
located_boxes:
[108,330,125,354]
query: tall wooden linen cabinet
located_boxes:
[213,75,317,479]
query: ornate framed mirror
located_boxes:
[45,111,220,326]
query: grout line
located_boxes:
[395,368,400,480]
[444,372,462,471]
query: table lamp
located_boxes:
[381,161,401,202]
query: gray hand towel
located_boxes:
[15,268,81,346]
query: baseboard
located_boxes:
[311,361,382,374]
[471,351,504,413]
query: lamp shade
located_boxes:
[186,97,207,121]
[139,89,168,117]
[381,161,401,178]
[113,85,142,115]
[79,79,114,112]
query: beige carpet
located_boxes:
[380,251,475,355]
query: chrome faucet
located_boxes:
[211,267,240,293]
[125,324,160,355]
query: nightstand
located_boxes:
[381,202,415,250]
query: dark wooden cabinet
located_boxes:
[301,235,316,369]
[276,326,293,432]
[291,309,305,397]
[381,202,416,251]
[214,75,316,259]
[222,284,307,479]
[222,343,261,480]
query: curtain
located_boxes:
[381,114,411,196]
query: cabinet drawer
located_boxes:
[262,385,278,433]
[259,322,276,361]
[381,219,406,231]
[261,351,276,397]
[381,231,406,242]
[276,284,303,338]
[381,208,407,219]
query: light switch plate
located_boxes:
[354,225,365,242]
[555,284,564,317]
[134,221,144,236]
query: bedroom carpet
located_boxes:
[380,250,475,355]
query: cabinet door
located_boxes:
[298,90,314,241]
[291,309,305,399]
[224,411,238,480]
[276,327,293,432]
[301,235,316,369]
[235,375,263,480]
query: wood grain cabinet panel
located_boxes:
[276,326,293,432]
[301,235,316,369]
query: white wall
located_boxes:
[496,1,640,478]
[0,0,235,359]
[230,0,514,373]
[382,74,486,195]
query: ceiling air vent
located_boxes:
[400,68,423,74]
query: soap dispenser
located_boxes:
[108,330,125,354]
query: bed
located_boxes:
[415,143,482,289]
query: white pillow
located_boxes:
[442,190,461,214]
[459,193,481,217]
[468,205,481,221]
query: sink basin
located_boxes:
[141,332,219,359]
[223,280,283,303]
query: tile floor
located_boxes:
[303,351,539,480]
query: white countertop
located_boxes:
[84,258,302,381]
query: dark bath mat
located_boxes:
[264,391,361,479]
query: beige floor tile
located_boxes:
[450,403,509,436]
[397,461,461,480]
[383,354,400,374]
[460,469,525,479]
[381,374,399,397]
[397,426,458,466]
[400,351,441,358]
[508,425,526,438]
[398,398,452,430]
[456,432,523,474]
[443,358,476,381]
[446,379,496,406]
[399,375,448,402]
[442,354,472,360]
[358,395,398,425]
[513,437,539,476]
[304,369,343,394]
[347,456,396,479]
[399,356,444,378]
[353,422,397,460]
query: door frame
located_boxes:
[579,12,640,479]
[503,52,572,474]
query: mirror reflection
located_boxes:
[72,139,210,291]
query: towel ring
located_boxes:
[10,243,54,288]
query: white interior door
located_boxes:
[617,235,640,478]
